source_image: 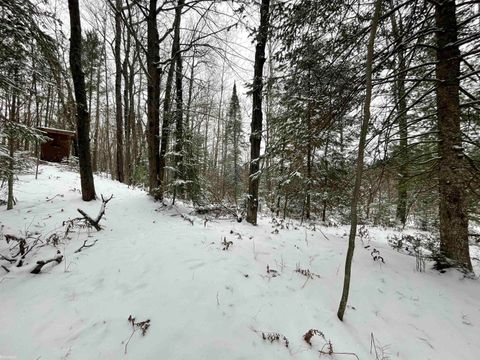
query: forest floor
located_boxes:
[1,164,480,360]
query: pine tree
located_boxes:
[225,83,244,204]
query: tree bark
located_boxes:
[391,11,408,226]
[337,0,382,321]
[92,51,102,173]
[68,0,96,201]
[146,0,161,198]
[7,89,16,210]
[114,0,125,183]
[246,0,270,225]
[435,0,472,271]
[173,45,184,201]
[158,0,183,199]
[104,32,113,176]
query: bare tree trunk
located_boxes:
[337,0,382,321]
[123,37,131,183]
[435,0,472,271]
[305,101,312,220]
[146,0,161,197]
[123,35,136,184]
[265,40,274,206]
[214,53,226,173]
[68,0,96,201]
[246,0,270,225]
[133,62,142,167]
[158,0,183,198]
[391,11,408,226]
[173,11,185,200]
[104,32,113,176]
[45,86,51,127]
[92,53,102,173]
[7,88,16,210]
[322,135,330,222]
[185,49,195,131]
[114,0,125,183]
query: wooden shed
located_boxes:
[38,127,76,163]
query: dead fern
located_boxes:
[371,248,385,263]
[124,315,151,354]
[295,267,321,279]
[320,340,334,355]
[302,329,360,359]
[261,331,289,348]
[222,237,233,250]
[266,264,279,277]
[303,329,325,346]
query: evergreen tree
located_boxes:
[225,83,245,204]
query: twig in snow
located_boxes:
[0,254,15,263]
[303,329,326,346]
[295,267,321,280]
[46,194,64,202]
[370,332,391,360]
[296,266,321,288]
[124,315,150,354]
[1,265,9,273]
[250,327,289,348]
[30,252,63,274]
[180,213,194,225]
[5,233,42,267]
[317,226,332,242]
[262,331,289,348]
[222,237,233,250]
[74,239,98,253]
[321,350,360,359]
[266,264,279,277]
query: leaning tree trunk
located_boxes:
[435,0,472,271]
[246,0,270,225]
[114,0,125,183]
[146,0,161,198]
[68,0,96,201]
[337,0,382,321]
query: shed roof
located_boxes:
[37,127,76,138]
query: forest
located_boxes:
[1,0,480,359]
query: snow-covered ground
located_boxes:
[1,164,479,360]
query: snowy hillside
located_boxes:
[1,165,479,360]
